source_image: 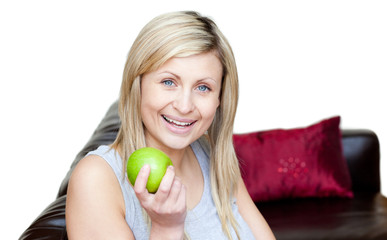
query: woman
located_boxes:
[66,11,275,240]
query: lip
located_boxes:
[161,114,197,134]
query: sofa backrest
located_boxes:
[341,129,381,193]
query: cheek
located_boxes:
[198,98,220,122]
[140,83,165,114]
[141,90,160,124]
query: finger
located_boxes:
[154,166,175,202]
[133,164,151,200]
[168,176,183,203]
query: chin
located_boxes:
[162,137,193,150]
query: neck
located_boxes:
[160,147,192,175]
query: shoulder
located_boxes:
[69,154,116,189]
[67,153,124,218]
[66,154,135,239]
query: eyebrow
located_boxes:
[159,71,218,84]
[159,71,180,80]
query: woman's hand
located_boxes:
[134,165,187,240]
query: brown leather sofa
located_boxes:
[19,101,387,240]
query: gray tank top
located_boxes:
[87,138,255,239]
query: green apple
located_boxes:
[127,147,173,193]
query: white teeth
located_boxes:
[163,115,194,127]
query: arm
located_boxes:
[66,155,134,240]
[236,176,276,240]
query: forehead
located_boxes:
[154,52,223,81]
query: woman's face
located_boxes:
[141,51,222,151]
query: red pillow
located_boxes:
[233,116,353,202]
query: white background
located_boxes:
[1,1,386,239]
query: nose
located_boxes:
[172,90,195,114]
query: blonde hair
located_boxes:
[112,11,241,239]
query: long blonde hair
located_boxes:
[112,11,241,239]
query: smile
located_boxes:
[162,115,196,128]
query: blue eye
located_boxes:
[197,85,210,92]
[163,80,174,87]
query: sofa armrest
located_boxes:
[341,129,381,193]
[19,195,67,240]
